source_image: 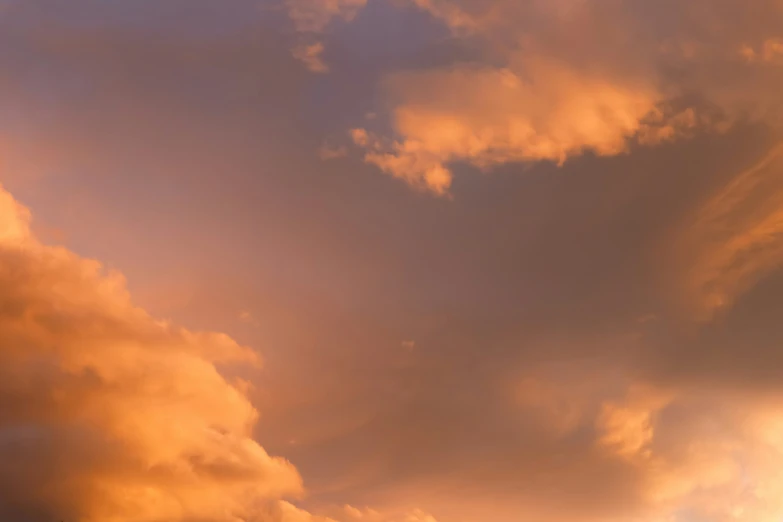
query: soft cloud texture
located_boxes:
[346,0,783,194]
[293,41,329,73]
[329,505,437,522]
[4,2,783,522]
[674,142,783,320]
[501,361,783,522]
[285,0,367,33]
[285,0,366,71]
[354,59,662,194]
[0,184,304,521]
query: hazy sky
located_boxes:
[1,1,783,521]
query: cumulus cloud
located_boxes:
[0,184,308,521]
[346,0,783,194]
[353,58,663,194]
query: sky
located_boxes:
[0,1,783,521]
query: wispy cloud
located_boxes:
[285,0,367,72]
[676,143,783,320]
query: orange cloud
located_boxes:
[293,42,329,73]
[0,184,310,520]
[674,142,783,320]
[595,385,674,461]
[740,38,783,64]
[506,364,783,522]
[334,505,438,522]
[285,0,367,72]
[286,0,367,33]
[406,0,480,34]
[346,0,783,194]
[354,58,663,194]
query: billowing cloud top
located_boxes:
[0,175,440,520]
[289,0,783,194]
[0,185,306,520]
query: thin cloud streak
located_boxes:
[676,142,783,320]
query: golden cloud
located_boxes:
[674,142,783,320]
[285,0,367,33]
[507,365,783,522]
[0,185,307,520]
[354,58,662,194]
[336,505,438,522]
[346,0,783,194]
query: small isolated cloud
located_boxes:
[293,41,329,73]
[239,309,261,326]
[319,143,349,160]
[285,0,367,33]
[401,340,415,351]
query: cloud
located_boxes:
[293,42,329,73]
[285,0,367,72]
[6,4,783,522]
[674,142,783,320]
[740,39,783,64]
[595,385,674,461]
[347,0,783,194]
[334,505,437,522]
[319,143,349,160]
[0,184,309,521]
[405,0,480,33]
[500,361,783,522]
[285,0,367,33]
[354,58,663,194]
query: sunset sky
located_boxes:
[1,1,783,521]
